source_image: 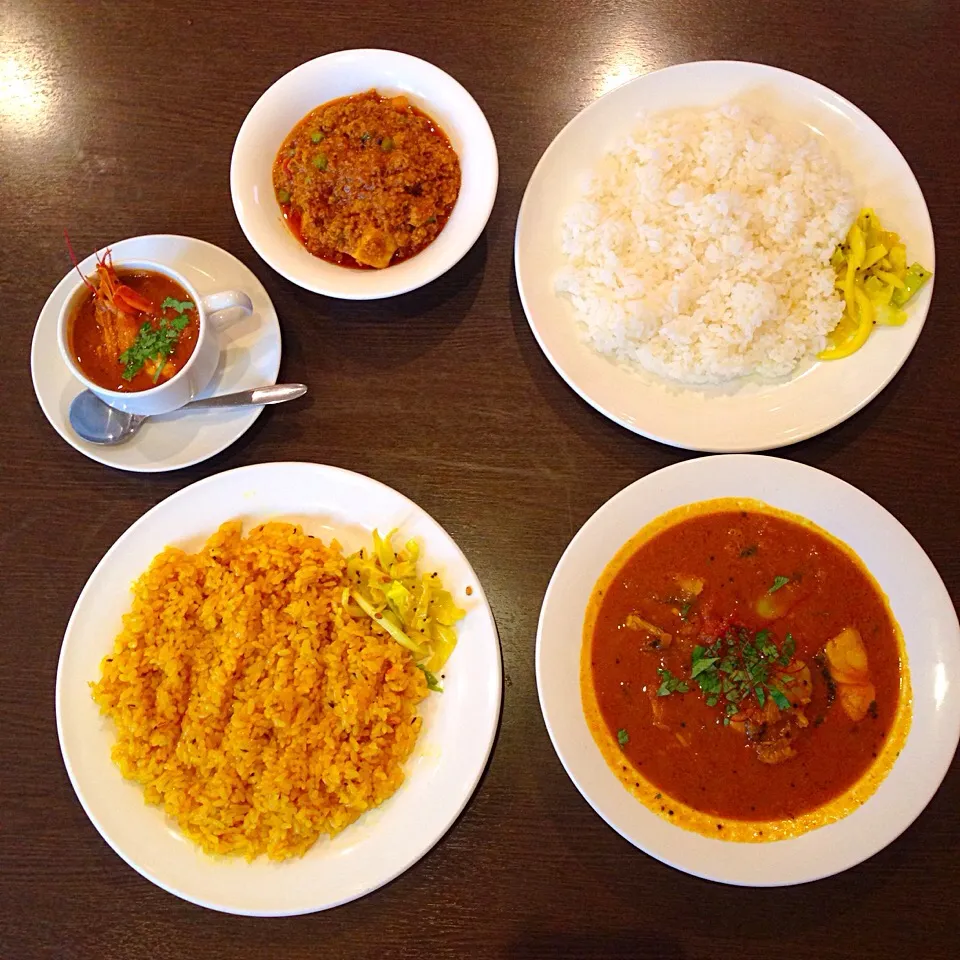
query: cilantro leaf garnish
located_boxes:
[691,655,719,679]
[118,301,195,381]
[656,668,689,697]
[768,575,791,594]
[617,728,629,746]
[688,626,799,722]
[769,687,791,711]
[160,297,195,314]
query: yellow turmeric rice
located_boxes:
[91,520,427,860]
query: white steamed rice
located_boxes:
[555,103,856,383]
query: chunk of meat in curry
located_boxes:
[273,91,461,268]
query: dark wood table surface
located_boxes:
[3,1,959,957]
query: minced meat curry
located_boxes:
[273,90,461,269]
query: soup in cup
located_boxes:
[58,252,253,416]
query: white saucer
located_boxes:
[31,235,282,472]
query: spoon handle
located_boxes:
[185,383,308,409]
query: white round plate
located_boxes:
[515,61,936,452]
[57,462,501,915]
[231,49,498,300]
[31,235,282,472]
[537,455,960,885]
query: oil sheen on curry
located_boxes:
[273,90,461,269]
[582,499,911,841]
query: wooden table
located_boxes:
[3,1,959,957]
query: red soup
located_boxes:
[69,258,200,393]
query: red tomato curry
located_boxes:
[583,499,910,840]
[69,263,199,393]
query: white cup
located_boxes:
[57,259,253,416]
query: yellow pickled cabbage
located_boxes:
[345,529,466,691]
[820,208,932,361]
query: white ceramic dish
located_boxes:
[32,235,281,472]
[537,455,960,886]
[231,49,498,300]
[57,462,502,915]
[515,61,935,452]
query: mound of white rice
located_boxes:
[555,103,856,383]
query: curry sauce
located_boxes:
[582,499,911,842]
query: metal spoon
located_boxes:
[69,383,308,446]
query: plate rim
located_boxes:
[514,59,936,453]
[30,234,282,472]
[230,47,499,301]
[535,454,960,885]
[56,460,503,915]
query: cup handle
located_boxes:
[201,290,254,332]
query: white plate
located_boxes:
[57,462,502,915]
[537,455,960,885]
[515,61,936,452]
[231,49,498,300]
[31,235,282,472]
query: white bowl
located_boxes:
[231,49,498,300]
[537,455,960,886]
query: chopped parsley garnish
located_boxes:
[161,296,194,314]
[617,728,629,746]
[656,668,689,697]
[689,627,797,724]
[416,663,443,693]
[768,575,791,593]
[679,601,692,621]
[118,298,195,381]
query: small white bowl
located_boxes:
[231,49,498,300]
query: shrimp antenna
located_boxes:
[63,230,96,294]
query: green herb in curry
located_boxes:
[687,627,797,723]
[656,668,689,697]
[117,296,195,382]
